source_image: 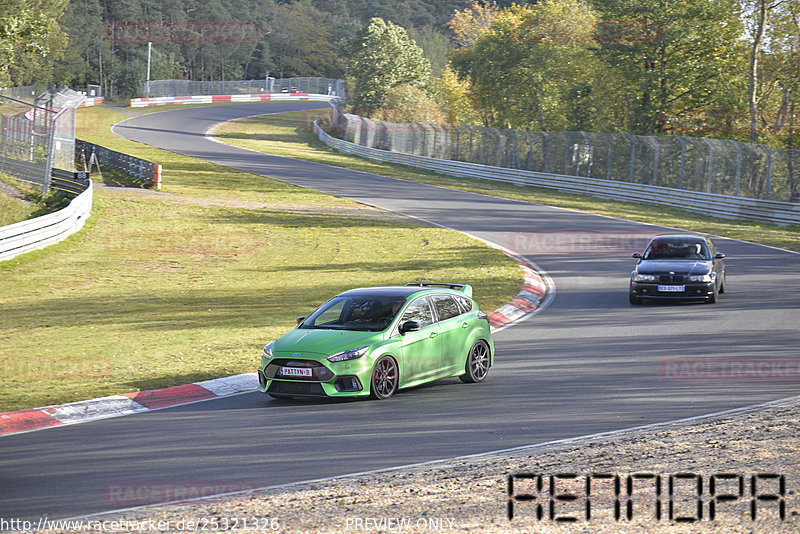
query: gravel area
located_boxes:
[58,395,799,534]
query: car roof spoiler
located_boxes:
[406,283,473,298]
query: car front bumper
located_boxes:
[630,281,716,300]
[258,357,372,398]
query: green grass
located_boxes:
[0,191,34,226]
[214,111,800,253]
[0,105,522,412]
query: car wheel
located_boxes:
[370,356,398,400]
[459,340,490,383]
[629,292,643,305]
[719,275,726,294]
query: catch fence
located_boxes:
[0,87,85,193]
[143,77,346,99]
[330,109,800,204]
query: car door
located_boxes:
[398,296,441,384]
[429,294,469,376]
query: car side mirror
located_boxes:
[296,316,306,325]
[399,320,420,335]
[715,253,725,259]
[632,253,642,259]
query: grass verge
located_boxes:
[214,111,800,253]
[0,105,521,412]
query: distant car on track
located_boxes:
[629,234,726,304]
[258,283,494,400]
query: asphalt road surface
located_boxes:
[1,102,798,521]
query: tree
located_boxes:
[0,0,68,87]
[267,0,339,78]
[449,0,605,130]
[593,0,745,135]
[447,0,499,48]
[344,17,432,113]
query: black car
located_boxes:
[629,234,726,304]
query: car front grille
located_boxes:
[659,274,685,284]
[267,381,325,396]
[265,359,334,381]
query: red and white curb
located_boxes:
[0,258,551,438]
[0,374,258,437]
[487,252,548,330]
[129,93,337,107]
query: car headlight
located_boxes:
[327,346,369,362]
[263,342,275,360]
[688,273,714,283]
[632,273,657,282]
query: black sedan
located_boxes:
[629,234,726,304]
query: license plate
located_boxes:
[658,285,685,292]
[281,367,312,378]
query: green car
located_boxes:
[258,283,494,400]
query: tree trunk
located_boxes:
[749,0,768,144]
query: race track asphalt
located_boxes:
[1,102,798,521]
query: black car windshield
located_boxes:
[300,295,407,332]
[643,237,710,260]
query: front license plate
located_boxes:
[658,285,685,292]
[281,367,312,378]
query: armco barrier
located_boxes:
[78,97,104,107]
[0,181,93,262]
[314,121,800,227]
[75,139,161,189]
[130,93,339,108]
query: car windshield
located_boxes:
[643,238,710,260]
[300,295,407,332]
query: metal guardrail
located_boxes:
[314,121,800,227]
[51,168,90,197]
[76,139,161,188]
[0,180,93,262]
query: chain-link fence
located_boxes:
[0,87,84,193]
[330,109,800,203]
[143,77,346,99]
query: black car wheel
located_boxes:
[460,340,490,383]
[370,356,398,399]
[629,292,643,305]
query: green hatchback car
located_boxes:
[258,283,494,400]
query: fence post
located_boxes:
[540,132,550,174]
[604,133,613,179]
[730,140,742,196]
[650,136,659,185]
[702,138,714,193]
[790,149,800,202]
[580,131,592,177]
[762,144,772,200]
[626,133,636,182]
[675,135,686,189]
